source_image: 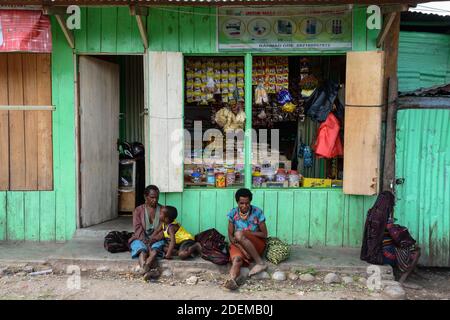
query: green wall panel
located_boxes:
[396,109,450,266]
[75,7,145,54]
[161,189,375,247]
[6,192,25,241]
[24,192,40,241]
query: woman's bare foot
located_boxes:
[249,263,267,277]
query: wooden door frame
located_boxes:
[74,53,144,229]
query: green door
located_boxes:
[395,108,450,267]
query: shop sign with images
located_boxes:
[0,10,52,53]
[218,5,352,51]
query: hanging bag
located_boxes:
[313,112,343,159]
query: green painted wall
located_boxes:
[1,6,377,244]
[161,189,375,247]
[398,31,450,92]
[396,108,450,266]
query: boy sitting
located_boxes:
[143,206,201,280]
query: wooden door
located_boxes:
[145,51,184,193]
[79,56,120,227]
[343,51,385,195]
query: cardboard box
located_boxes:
[302,178,332,188]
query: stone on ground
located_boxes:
[288,273,299,281]
[342,276,354,284]
[299,274,315,282]
[96,266,109,272]
[383,285,406,300]
[324,273,340,284]
[240,267,250,279]
[358,277,367,285]
[162,269,173,277]
[402,282,423,290]
[252,271,271,280]
[186,275,199,285]
[272,271,287,281]
[23,265,34,273]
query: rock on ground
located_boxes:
[342,276,354,284]
[383,285,406,300]
[252,271,271,280]
[358,277,367,285]
[240,268,250,279]
[96,266,109,272]
[162,269,173,277]
[324,273,340,284]
[299,274,315,282]
[272,271,287,281]
[288,273,299,281]
[186,276,199,285]
[402,282,423,290]
[23,266,34,273]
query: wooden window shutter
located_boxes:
[343,51,384,195]
[146,51,183,193]
[0,53,53,191]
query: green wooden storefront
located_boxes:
[0,5,380,247]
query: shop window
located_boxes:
[251,56,346,189]
[0,53,53,191]
[184,57,246,189]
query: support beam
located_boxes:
[381,4,410,14]
[55,14,75,49]
[129,5,149,49]
[381,12,400,192]
[42,6,75,49]
[377,12,397,48]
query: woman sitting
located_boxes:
[224,188,268,290]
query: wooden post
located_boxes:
[244,53,253,189]
[382,12,400,192]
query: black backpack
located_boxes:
[104,231,133,253]
[195,228,230,265]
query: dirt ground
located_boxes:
[0,265,449,300]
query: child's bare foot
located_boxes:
[249,263,267,277]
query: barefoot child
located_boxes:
[161,206,202,260]
[143,206,201,275]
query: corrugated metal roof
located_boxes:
[402,10,450,22]
[0,0,430,6]
[399,83,450,97]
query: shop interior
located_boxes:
[183,55,346,189]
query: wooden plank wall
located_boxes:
[0,53,53,191]
[0,18,76,241]
[162,189,376,247]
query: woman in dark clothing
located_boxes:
[361,191,420,283]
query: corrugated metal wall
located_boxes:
[398,32,450,92]
[395,108,450,266]
[120,56,145,143]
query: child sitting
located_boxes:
[142,206,201,280]
[161,206,202,260]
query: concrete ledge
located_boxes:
[0,240,393,280]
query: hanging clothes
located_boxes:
[313,112,343,159]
